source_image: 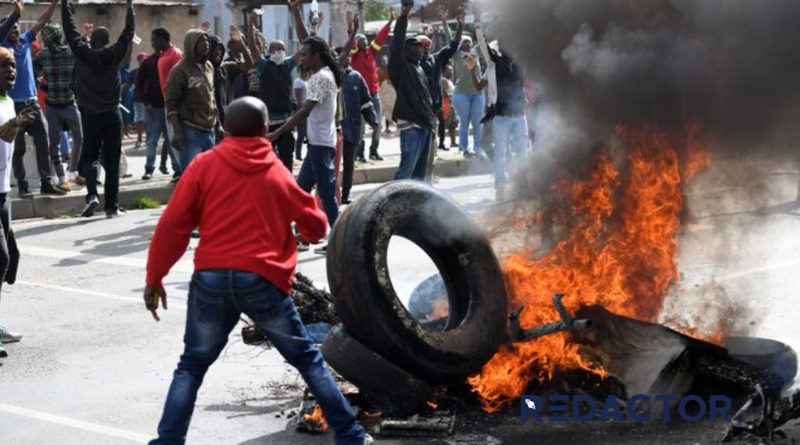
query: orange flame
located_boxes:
[302,405,329,432]
[468,122,713,412]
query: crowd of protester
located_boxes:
[0,0,539,443]
[0,0,539,208]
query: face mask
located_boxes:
[270,50,286,65]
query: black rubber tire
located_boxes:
[327,181,508,383]
[321,325,432,415]
[724,336,798,391]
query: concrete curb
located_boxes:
[10,158,491,220]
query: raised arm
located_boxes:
[0,0,22,43]
[222,26,253,73]
[31,0,59,36]
[122,38,133,68]
[434,5,452,44]
[110,0,135,64]
[62,0,89,56]
[247,11,262,61]
[435,7,464,65]
[390,2,413,70]
[340,14,359,67]
[473,4,493,66]
[372,10,395,51]
[289,0,309,43]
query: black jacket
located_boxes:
[421,35,459,112]
[135,53,164,109]
[494,53,525,117]
[63,0,134,113]
[259,60,293,118]
[388,16,435,130]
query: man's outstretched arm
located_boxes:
[110,0,136,64]
[30,0,59,36]
[0,0,23,42]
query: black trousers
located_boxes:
[12,101,52,188]
[437,109,446,148]
[269,123,295,172]
[80,110,122,212]
[0,194,11,297]
[342,137,358,201]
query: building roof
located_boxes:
[75,0,201,5]
[0,0,202,6]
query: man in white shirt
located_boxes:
[269,36,344,243]
[0,47,35,358]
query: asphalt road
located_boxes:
[1,158,800,444]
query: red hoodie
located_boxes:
[146,136,328,294]
[350,20,392,95]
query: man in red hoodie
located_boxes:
[350,11,393,162]
[144,97,371,445]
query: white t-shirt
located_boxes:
[0,95,15,193]
[293,77,308,105]
[306,67,338,148]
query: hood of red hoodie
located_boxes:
[214,136,278,174]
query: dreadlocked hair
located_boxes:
[304,36,343,87]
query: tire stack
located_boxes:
[322,181,509,415]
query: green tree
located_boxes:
[364,0,390,22]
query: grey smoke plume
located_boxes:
[482,0,800,171]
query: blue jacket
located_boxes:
[342,68,378,143]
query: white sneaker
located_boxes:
[0,325,21,343]
[363,433,374,445]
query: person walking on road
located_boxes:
[62,0,135,218]
[420,5,465,182]
[452,32,485,159]
[349,10,393,162]
[144,97,372,445]
[389,0,436,181]
[247,0,308,172]
[268,36,344,232]
[0,47,35,358]
[35,23,83,191]
[339,17,378,205]
[136,46,180,180]
[164,29,218,172]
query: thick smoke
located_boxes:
[474,0,800,340]
[481,0,800,175]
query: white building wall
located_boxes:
[201,0,234,43]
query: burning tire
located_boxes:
[327,181,508,383]
[321,325,432,415]
[724,336,798,391]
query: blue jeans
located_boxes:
[150,270,365,445]
[146,108,180,174]
[179,123,215,172]
[59,131,69,156]
[453,92,485,153]
[395,127,432,181]
[492,115,529,189]
[297,145,339,227]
